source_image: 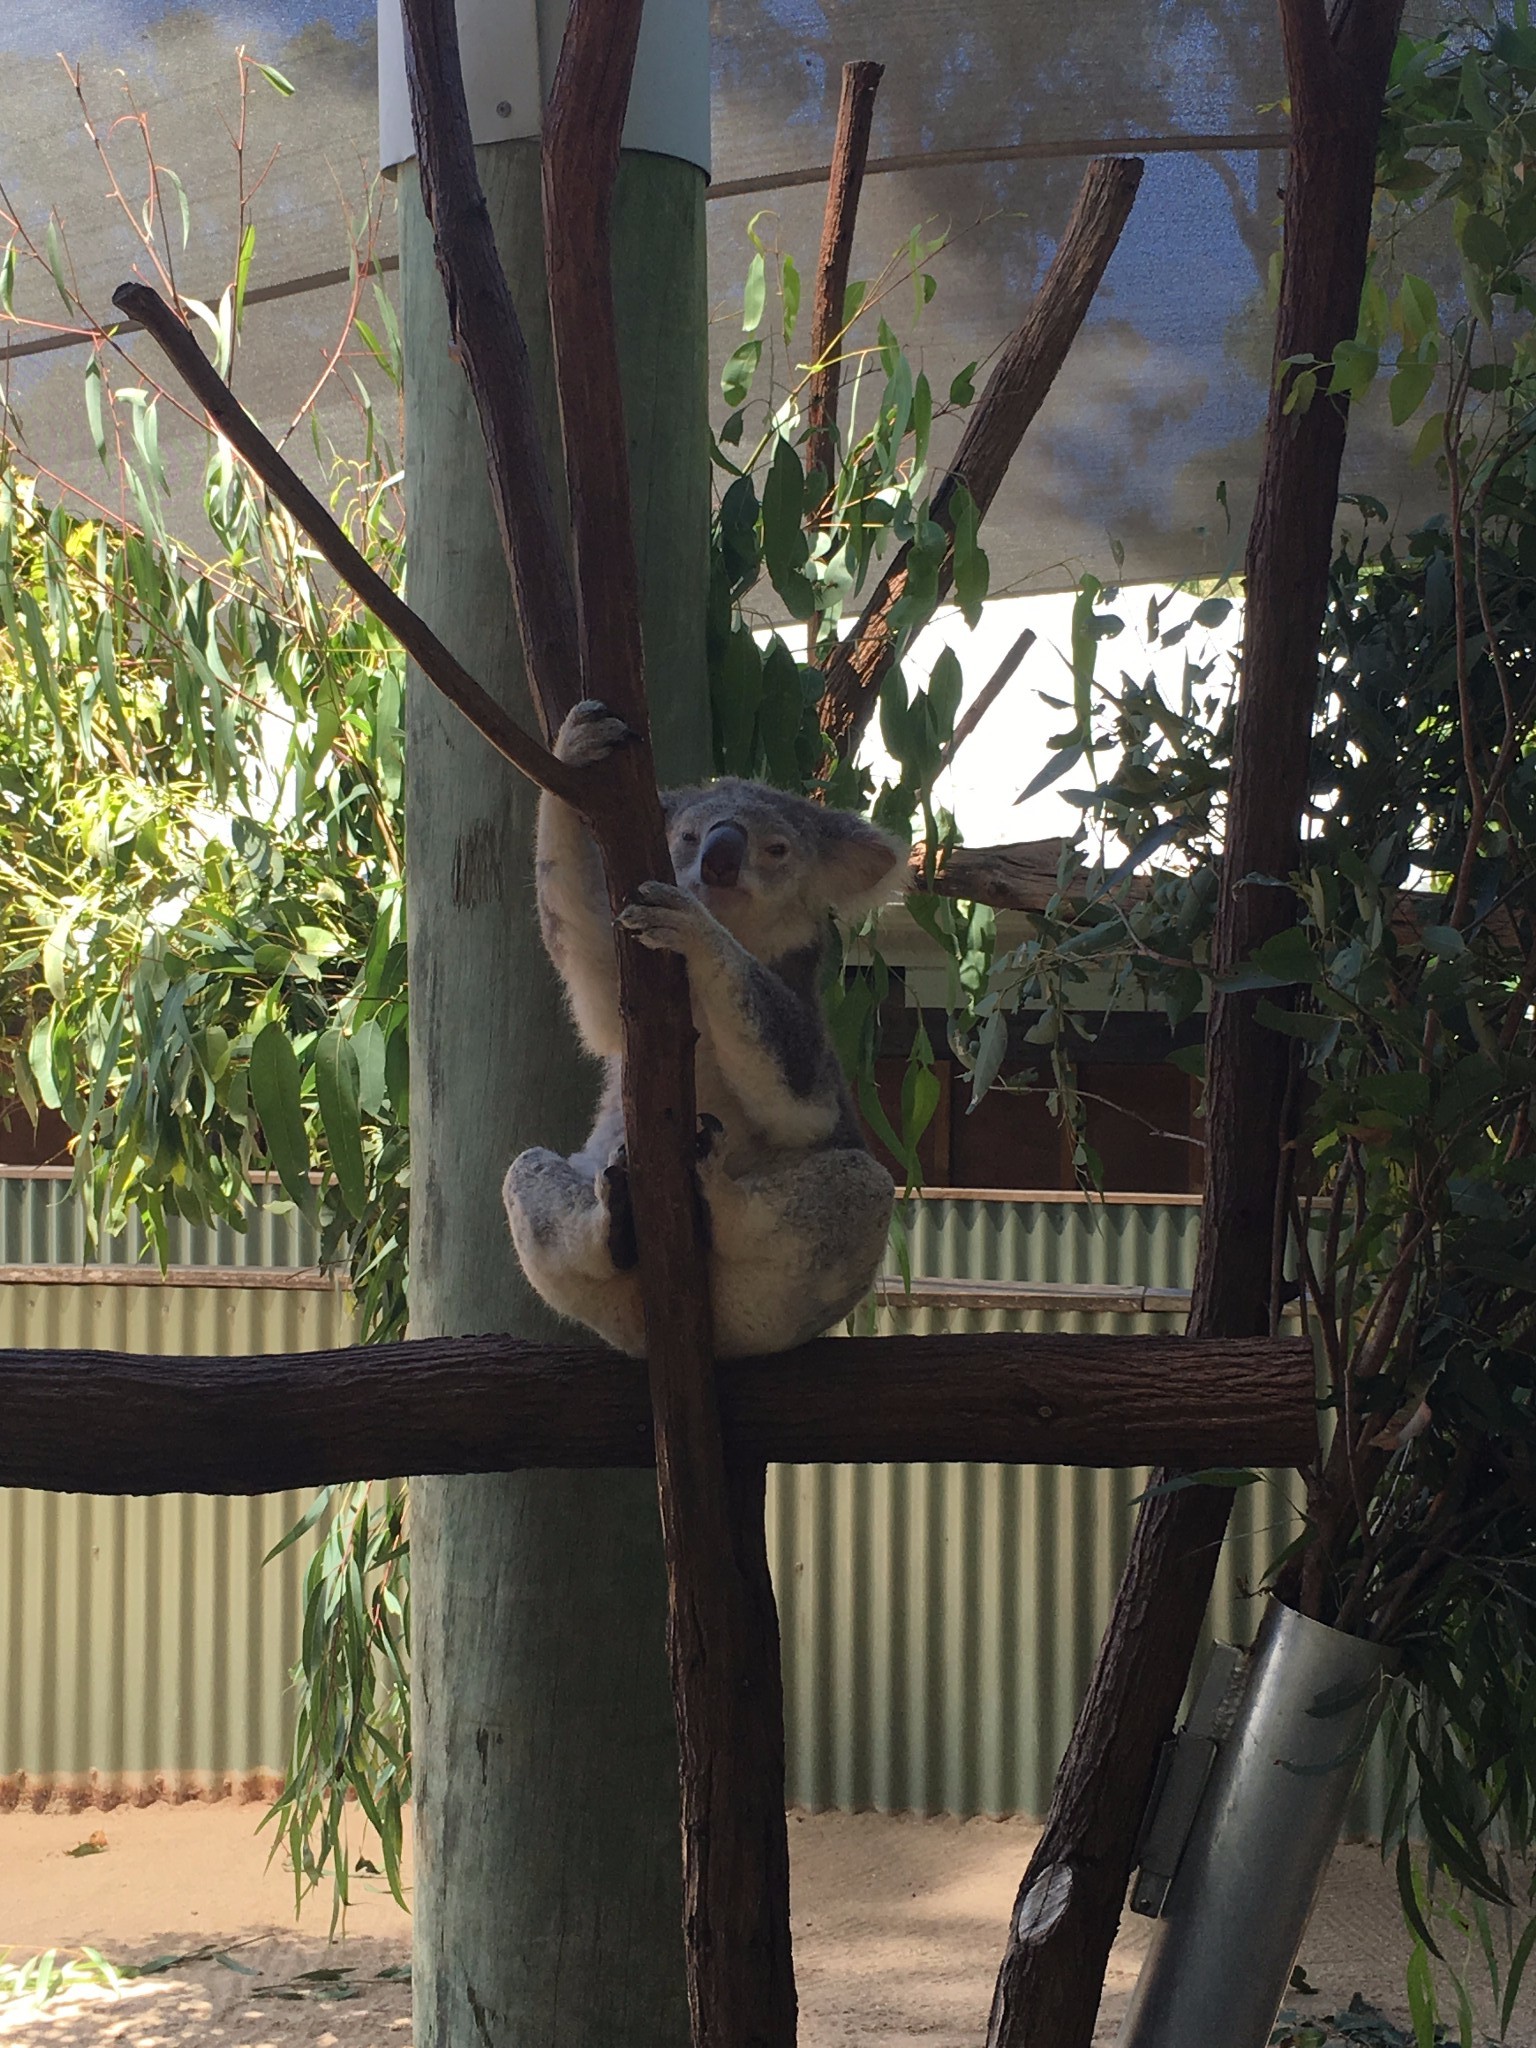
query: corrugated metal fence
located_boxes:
[0,1173,351,1808]
[2,1174,1364,1825]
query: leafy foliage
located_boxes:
[0,60,410,1341]
[1269,1989,1468,2048]
[0,55,412,1919]
[262,1484,411,1929]
[706,216,1002,1193]
[707,213,987,802]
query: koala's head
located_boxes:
[664,779,905,964]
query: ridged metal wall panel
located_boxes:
[0,1169,320,1270]
[0,1277,357,1806]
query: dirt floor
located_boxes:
[0,1803,1530,2045]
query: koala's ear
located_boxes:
[661,786,704,825]
[813,809,908,917]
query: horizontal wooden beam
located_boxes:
[0,1332,1314,1496]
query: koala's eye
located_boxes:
[765,841,790,860]
[679,829,699,847]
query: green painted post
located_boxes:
[401,146,709,2043]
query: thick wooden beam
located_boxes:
[0,1332,1313,1496]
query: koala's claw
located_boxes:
[555,699,631,767]
[616,880,706,952]
[695,1112,725,1162]
[636,879,694,910]
[600,1146,639,1271]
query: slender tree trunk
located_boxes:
[985,7,1404,2043]
[404,143,709,2046]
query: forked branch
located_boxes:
[818,154,1143,760]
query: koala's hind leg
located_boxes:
[702,1146,895,1357]
[502,1147,646,1355]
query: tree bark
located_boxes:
[939,628,1037,769]
[984,8,1405,2044]
[540,7,795,2038]
[805,61,884,495]
[398,0,583,735]
[817,156,1142,760]
[0,1331,1315,1495]
[913,837,1092,913]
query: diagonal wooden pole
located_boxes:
[984,5,1406,2043]
[110,281,575,800]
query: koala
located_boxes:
[502,698,904,1357]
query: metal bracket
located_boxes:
[1129,1641,1248,1917]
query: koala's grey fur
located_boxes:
[503,699,904,1357]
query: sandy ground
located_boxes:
[0,1803,1530,2045]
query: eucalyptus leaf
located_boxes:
[248,1024,313,1214]
[315,1028,367,1217]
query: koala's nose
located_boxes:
[700,821,747,888]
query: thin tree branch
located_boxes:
[805,61,884,496]
[939,627,1036,770]
[111,281,577,804]
[817,155,1143,760]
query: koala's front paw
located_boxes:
[615,879,711,955]
[555,699,631,767]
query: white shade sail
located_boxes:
[0,1,1454,591]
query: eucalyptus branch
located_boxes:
[67,61,182,309]
[1334,1145,1369,1347]
[1444,347,1492,933]
[1320,1148,1353,1314]
[1290,1187,1343,1381]
[111,282,577,804]
[1269,1047,1305,1338]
